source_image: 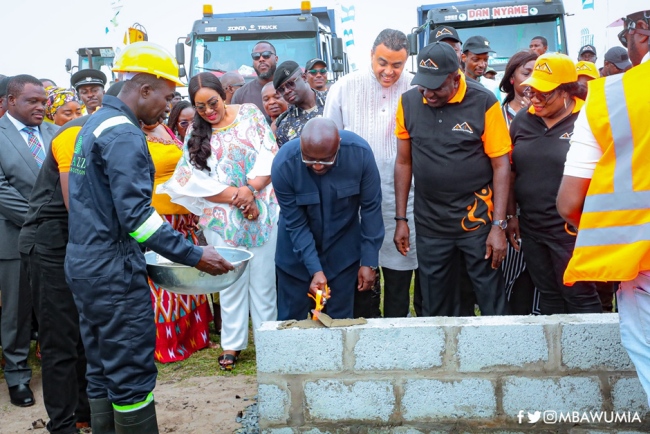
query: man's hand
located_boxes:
[485,226,507,269]
[393,220,410,256]
[357,266,377,291]
[195,246,235,275]
[505,217,521,251]
[309,271,327,296]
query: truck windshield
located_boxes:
[440,17,566,71]
[191,34,318,79]
[453,19,561,70]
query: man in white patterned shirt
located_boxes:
[324,29,419,317]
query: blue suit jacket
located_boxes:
[271,130,384,281]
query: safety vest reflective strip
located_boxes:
[564,61,650,284]
[92,115,133,137]
[129,212,164,243]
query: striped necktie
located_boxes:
[22,126,46,168]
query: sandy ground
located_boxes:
[0,373,258,434]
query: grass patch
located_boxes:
[156,323,257,382]
[1,325,257,383]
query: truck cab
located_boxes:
[178,3,348,84]
[414,0,567,71]
[65,47,116,81]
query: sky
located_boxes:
[3,0,645,87]
[2,0,422,87]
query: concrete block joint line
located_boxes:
[257,314,649,432]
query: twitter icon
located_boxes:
[528,411,541,423]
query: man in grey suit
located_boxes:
[0,74,57,407]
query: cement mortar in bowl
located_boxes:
[145,247,253,295]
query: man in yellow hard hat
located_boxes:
[65,42,234,434]
[558,8,650,404]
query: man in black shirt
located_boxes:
[394,42,511,317]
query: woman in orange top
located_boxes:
[142,120,213,363]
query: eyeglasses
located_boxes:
[307,68,328,76]
[523,87,557,102]
[251,51,275,61]
[276,75,301,94]
[178,120,191,128]
[231,83,245,88]
[301,145,340,166]
[618,16,650,48]
[194,98,220,114]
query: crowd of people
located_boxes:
[0,6,649,434]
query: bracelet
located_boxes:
[394,216,408,222]
[245,184,258,196]
[506,214,518,220]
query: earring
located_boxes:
[564,98,568,109]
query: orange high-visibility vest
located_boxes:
[564,61,650,285]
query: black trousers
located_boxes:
[381,267,419,318]
[521,233,602,314]
[416,232,509,317]
[23,247,89,434]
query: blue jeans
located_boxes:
[618,272,650,406]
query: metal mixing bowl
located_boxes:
[145,247,253,295]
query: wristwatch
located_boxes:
[245,184,258,196]
[492,219,508,230]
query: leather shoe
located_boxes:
[9,384,35,407]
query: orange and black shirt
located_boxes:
[509,99,584,242]
[396,72,511,238]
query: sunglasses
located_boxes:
[301,145,340,166]
[307,68,328,76]
[178,120,191,128]
[618,16,650,48]
[276,75,301,94]
[523,87,557,102]
[194,98,220,114]
[251,51,275,61]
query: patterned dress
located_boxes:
[146,125,213,363]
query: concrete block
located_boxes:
[561,315,634,371]
[262,429,296,434]
[457,321,547,371]
[611,376,648,416]
[402,378,496,420]
[301,429,350,434]
[256,322,343,373]
[502,376,603,416]
[304,380,395,422]
[353,323,444,370]
[258,384,290,422]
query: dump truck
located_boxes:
[411,0,568,71]
[176,2,348,83]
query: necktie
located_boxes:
[22,127,46,168]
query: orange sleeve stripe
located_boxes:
[52,126,81,173]
[395,95,410,139]
[482,101,512,158]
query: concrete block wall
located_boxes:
[256,314,649,433]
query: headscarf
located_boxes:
[45,86,80,121]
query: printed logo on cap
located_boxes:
[419,59,439,70]
[576,64,591,71]
[484,40,490,46]
[85,77,92,82]
[284,69,291,76]
[534,62,553,74]
[436,28,454,38]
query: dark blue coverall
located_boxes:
[64,95,203,406]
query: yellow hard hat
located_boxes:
[113,41,184,86]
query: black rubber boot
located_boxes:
[89,398,116,434]
[114,400,159,434]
